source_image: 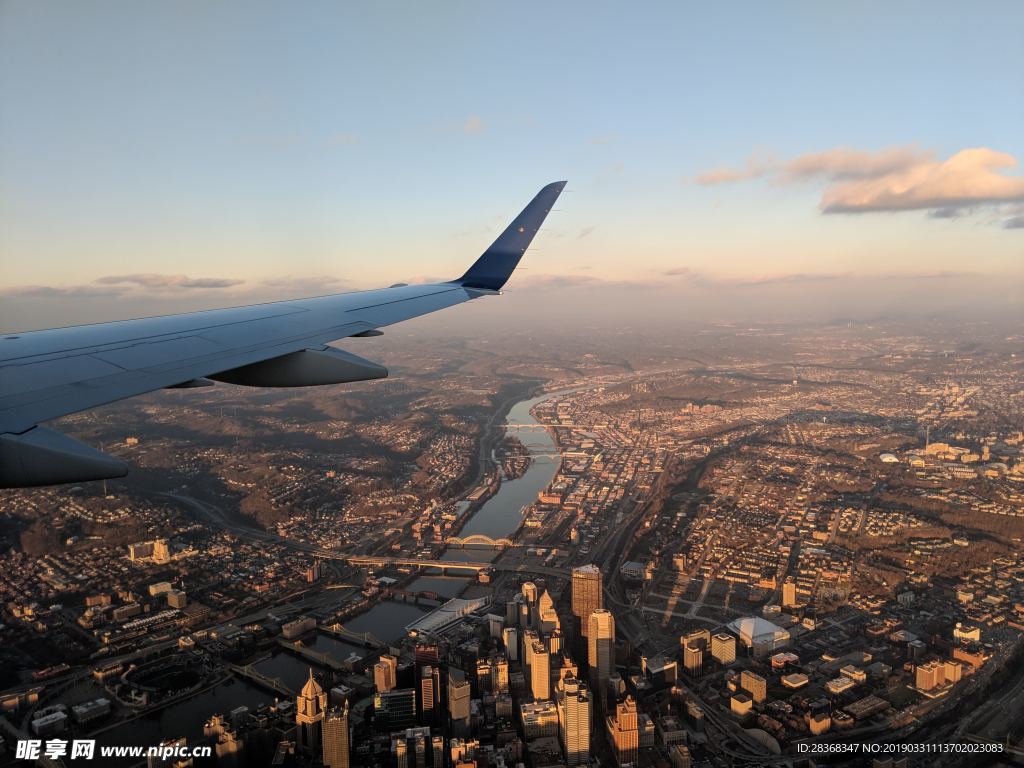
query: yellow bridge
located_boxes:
[445,534,515,549]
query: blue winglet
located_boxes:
[454,181,567,291]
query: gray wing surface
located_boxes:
[0,181,566,487]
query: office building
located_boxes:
[322,702,350,768]
[522,581,538,626]
[588,609,615,691]
[432,736,444,768]
[374,654,398,693]
[415,644,440,667]
[526,633,551,701]
[374,688,417,730]
[740,670,767,703]
[782,578,798,609]
[683,642,703,675]
[682,628,710,651]
[391,734,408,768]
[809,712,831,735]
[607,696,639,767]
[451,738,480,765]
[711,633,736,665]
[669,744,692,768]
[296,669,327,755]
[502,627,519,662]
[730,693,752,716]
[492,656,510,693]
[448,668,471,734]
[522,581,538,603]
[556,675,591,765]
[475,657,492,695]
[129,540,154,562]
[572,565,603,638]
[152,538,171,564]
[538,589,560,634]
[915,660,945,691]
[520,699,559,739]
[420,665,439,724]
[549,628,563,655]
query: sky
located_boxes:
[1,1,1022,330]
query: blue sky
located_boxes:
[1,1,1022,328]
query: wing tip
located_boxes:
[455,181,567,291]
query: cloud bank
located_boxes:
[96,273,244,289]
[696,145,1024,225]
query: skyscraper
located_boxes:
[502,627,519,661]
[522,581,539,628]
[296,669,327,755]
[415,644,440,667]
[525,632,551,701]
[374,654,398,693]
[522,581,538,603]
[374,688,416,730]
[391,735,408,768]
[572,565,603,638]
[152,538,171,565]
[556,675,591,765]
[431,735,444,768]
[782,578,798,609]
[711,633,736,665]
[548,628,563,656]
[420,665,439,725]
[491,655,510,693]
[683,642,703,676]
[607,696,639,767]
[538,589,560,634]
[682,628,711,650]
[588,609,615,693]
[322,702,350,768]
[475,657,492,695]
[557,655,579,683]
[448,668,471,735]
[740,670,767,703]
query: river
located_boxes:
[406,386,570,592]
[90,386,573,764]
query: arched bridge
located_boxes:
[445,534,515,549]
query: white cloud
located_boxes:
[695,145,1024,225]
[821,148,1024,213]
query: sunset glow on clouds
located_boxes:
[697,146,1024,223]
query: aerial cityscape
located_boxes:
[1,321,1022,767]
[2,2,1024,767]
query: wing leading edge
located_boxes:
[0,181,567,487]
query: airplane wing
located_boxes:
[0,180,567,487]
